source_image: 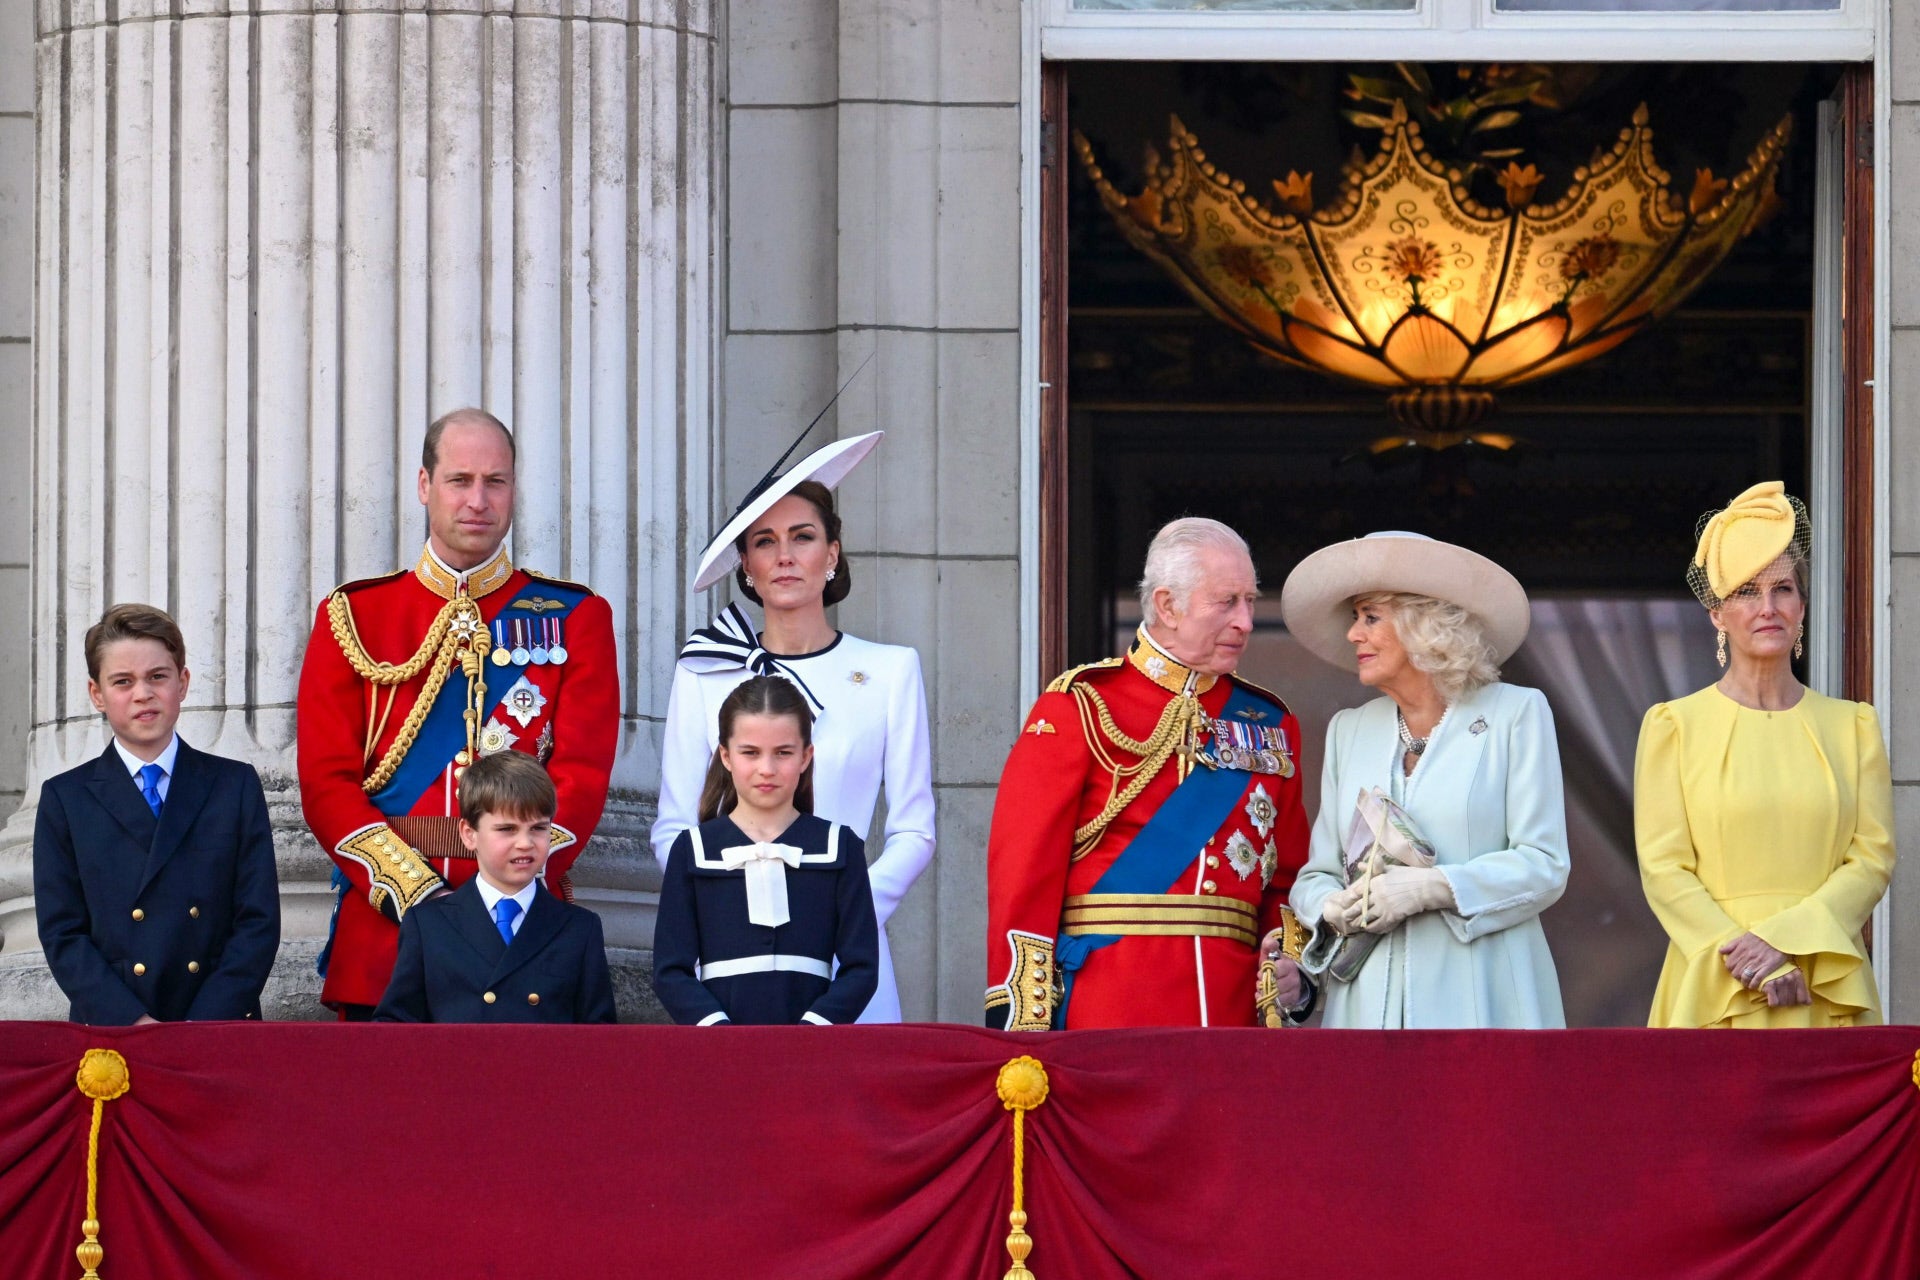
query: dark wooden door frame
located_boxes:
[1039,62,1071,680]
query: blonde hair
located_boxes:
[1355,592,1499,703]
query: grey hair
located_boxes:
[1137,518,1254,623]
[1354,592,1499,703]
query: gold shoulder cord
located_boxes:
[327,591,494,793]
[1067,684,1206,860]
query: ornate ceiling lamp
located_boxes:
[1075,101,1791,451]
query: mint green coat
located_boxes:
[1290,682,1570,1029]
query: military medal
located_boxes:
[490,620,513,666]
[510,619,531,666]
[547,619,568,665]
[1202,715,1294,776]
[529,615,549,665]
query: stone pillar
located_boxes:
[723,0,1023,1022]
[0,0,716,1018]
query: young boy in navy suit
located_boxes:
[34,604,281,1024]
[375,751,616,1023]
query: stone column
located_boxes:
[0,0,716,1018]
[723,0,1023,1022]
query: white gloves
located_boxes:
[1319,883,1365,937]
[1353,866,1455,934]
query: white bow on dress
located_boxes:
[720,841,803,928]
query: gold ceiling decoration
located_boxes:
[1076,102,1791,447]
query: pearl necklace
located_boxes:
[1396,710,1430,757]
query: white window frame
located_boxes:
[1040,0,1874,61]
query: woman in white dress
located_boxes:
[651,431,936,1023]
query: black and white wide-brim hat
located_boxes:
[691,431,885,592]
[1278,531,1531,672]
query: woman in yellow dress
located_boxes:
[1634,482,1895,1027]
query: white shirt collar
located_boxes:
[473,875,539,917]
[113,733,181,779]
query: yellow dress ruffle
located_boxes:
[1633,686,1894,1028]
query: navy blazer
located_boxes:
[652,813,879,1026]
[34,738,281,1024]
[374,879,617,1024]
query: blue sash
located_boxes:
[1054,682,1270,1028]
[318,579,587,978]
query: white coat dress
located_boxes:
[1290,681,1570,1029]
[651,612,936,1023]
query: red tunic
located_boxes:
[296,545,619,1010]
[985,630,1308,1030]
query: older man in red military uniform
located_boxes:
[298,408,619,1018]
[986,518,1311,1030]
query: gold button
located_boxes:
[455,749,472,766]
[131,908,145,921]
[1206,856,1220,869]
[189,906,200,919]
[453,766,467,781]
[483,991,496,1004]
[132,963,146,976]
[188,961,200,974]
[527,993,540,1006]
[1202,880,1217,894]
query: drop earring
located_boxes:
[743,574,754,588]
[1793,623,1804,661]
[1716,629,1727,669]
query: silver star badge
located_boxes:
[502,675,548,728]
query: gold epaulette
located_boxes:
[331,568,408,596]
[1044,656,1123,695]
[521,567,598,596]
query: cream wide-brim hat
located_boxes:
[691,431,885,592]
[1278,531,1531,672]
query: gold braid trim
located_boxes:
[327,591,493,794]
[1067,683,1205,860]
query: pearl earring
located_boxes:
[826,568,837,582]
[743,574,754,588]
[1715,629,1727,669]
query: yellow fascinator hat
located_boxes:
[1687,481,1811,609]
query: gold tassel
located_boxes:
[996,1056,1051,1279]
[73,1049,131,1280]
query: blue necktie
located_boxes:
[493,896,522,946]
[137,763,165,818]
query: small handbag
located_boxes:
[1316,787,1436,984]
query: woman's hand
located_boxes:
[1356,867,1455,935]
[1718,933,1790,990]
[1319,884,1364,937]
[1763,969,1813,1008]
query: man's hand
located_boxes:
[1260,929,1307,1009]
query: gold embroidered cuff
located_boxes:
[549,822,577,854]
[995,931,1058,1033]
[337,824,445,921]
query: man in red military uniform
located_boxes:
[298,408,619,1017]
[986,518,1311,1030]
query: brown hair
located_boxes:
[458,750,557,826]
[734,479,852,608]
[696,676,817,823]
[85,604,187,682]
[423,407,516,477]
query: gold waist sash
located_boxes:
[1061,893,1259,947]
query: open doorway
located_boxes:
[1047,61,1863,1026]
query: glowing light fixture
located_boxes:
[1076,102,1791,449]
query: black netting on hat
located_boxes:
[1685,494,1812,610]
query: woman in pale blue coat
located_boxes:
[1281,533,1570,1029]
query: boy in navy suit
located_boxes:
[375,751,616,1023]
[34,604,281,1024]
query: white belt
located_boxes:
[697,954,833,981]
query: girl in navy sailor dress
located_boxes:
[652,676,879,1025]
